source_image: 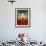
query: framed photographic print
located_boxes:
[15,8,31,27]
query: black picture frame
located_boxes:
[15,8,31,28]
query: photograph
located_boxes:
[0,0,46,46]
[15,8,31,27]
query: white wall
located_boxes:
[0,0,46,42]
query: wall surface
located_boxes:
[0,0,46,42]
